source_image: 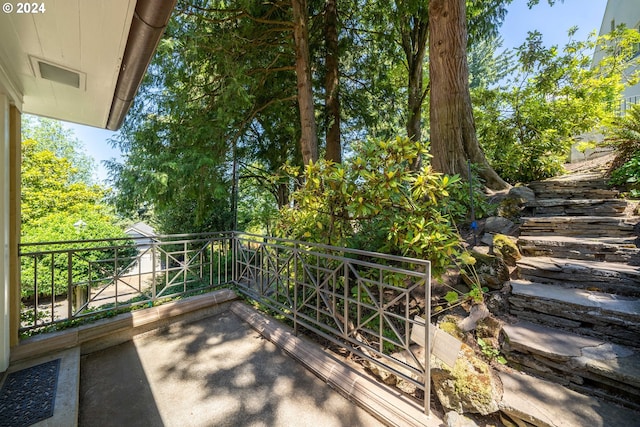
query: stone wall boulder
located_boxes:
[484,216,516,235]
[431,344,502,415]
[507,185,535,204]
[493,234,521,267]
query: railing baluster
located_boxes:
[33,256,38,326]
[425,269,431,417]
[343,260,349,340]
[67,252,73,318]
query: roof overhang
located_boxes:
[0,0,176,130]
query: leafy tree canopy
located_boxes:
[21,139,105,225]
[474,26,640,183]
[22,115,96,185]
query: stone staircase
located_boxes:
[501,171,640,412]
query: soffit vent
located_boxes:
[29,56,86,89]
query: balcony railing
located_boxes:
[233,232,432,413]
[19,231,432,415]
[19,232,234,333]
[619,95,640,115]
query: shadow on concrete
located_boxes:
[79,340,163,426]
[79,310,383,427]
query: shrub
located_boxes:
[606,104,640,196]
[276,137,474,275]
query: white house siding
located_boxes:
[594,0,640,110]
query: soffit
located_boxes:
[0,0,136,128]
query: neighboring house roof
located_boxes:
[125,222,156,238]
[0,0,176,130]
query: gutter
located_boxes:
[106,0,177,131]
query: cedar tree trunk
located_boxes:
[324,0,341,162]
[428,0,509,190]
[401,15,429,144]
[292,0,319,165]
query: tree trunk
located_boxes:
[428,0,509,190]
[401,16,428,144]
[292,0,319,165]
[324,0,341,163]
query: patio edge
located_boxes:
[230,301,443,427]
[11,288,239,363]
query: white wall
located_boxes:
[0,93,9,372]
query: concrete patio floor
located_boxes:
[79,309,391,427]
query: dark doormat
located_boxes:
[0,359,60,427]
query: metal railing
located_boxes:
[619,95,640,115]
[233,232,432,415]
[19,232,234,333]
[19,231,432,414]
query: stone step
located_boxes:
[530,187,620,199]
[520,216,639,238]
[516,256,640,296]
[526,198,629,216]
[501,320,640,412]
[528,173,620,200]
[530,172,610,187]
[509,280,640,347]
[499,370,640,426]
[518,236,640,265]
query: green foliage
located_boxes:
[610,153,640,197]
[22,115,96,185]
[468,36,514,91]
[607,104,640,197]
[438,251,488,310]
[107,2,302,231]
[20,211,136,298]
[276,137,465,275]
[477,337,507,364]
[236,165,281,234]
[21,122,133,299]
[474,27,640,183]
[441,164,497,222]
[108,0,526,230]
[21,139,104,224]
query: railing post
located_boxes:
[424,268,431,417]
[152,239,157,300]
[31,257,38,327]
[232,233,237,284]
[114,247,119,305]
[209,239,213,286]
[183,241,187,291]
[70,251,89,319]
[293,242,298,336]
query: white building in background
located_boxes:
[125,222,157,249]
[593,0,640,112]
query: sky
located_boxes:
[60,0,609,183]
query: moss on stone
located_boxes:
[493,234,521,266]
[439,316,465,340]
[431,343,500,414]
[452,346,493,402]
